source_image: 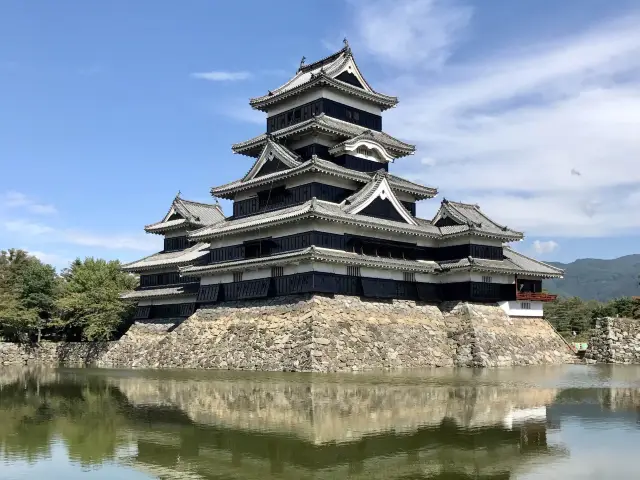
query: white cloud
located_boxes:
[191,71,251,81]
[2,191,57,215]
[4,220,54,236]
[349,2,640,237]
[2,220,160,252]
[532,240,559,255]
[350,0,473,70]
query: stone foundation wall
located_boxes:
[585,317,640,364]
[1,295,576,371]
[0,341,111,366]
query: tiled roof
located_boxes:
[190,198,444,241]
[181,246,439,276]
[433,199,523,240]
[144,196,225,234]
[211,156,437,199]
[503,247,565,276]
[144,218,188,233]
[248,47,397,111]
[438,247,564,278]
[120,283,199,300]
[232,114,415,158]
[121,243,210,273]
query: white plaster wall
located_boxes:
[266,87,382,116]
[470,272,514,284]
[438,235,504,247]
[198,262,438,285]
[164,228,189,239]
[138,295,197,306]
[498,301,544,318]
[437,271,471,283]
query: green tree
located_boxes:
[56,258,138,341]
[0,249,58,341]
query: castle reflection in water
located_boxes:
[1,366,639,479]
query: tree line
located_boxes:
[545,296,640,341]
[0,249,137,342]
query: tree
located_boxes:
[56,258,137,341]
[0,249,58,341]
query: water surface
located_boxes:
[1,365,639,479]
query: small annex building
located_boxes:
[122,40,563,322]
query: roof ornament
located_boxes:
[176,190,181,198]
[467,255,474,264]
[299,56,306,71]
[343,37,351,54]
[268,90,273,96]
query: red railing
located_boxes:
[516,292,558,302]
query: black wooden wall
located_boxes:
[232,182,353,218]
[267,98,382,133]
[209,230,505,264]
[193,273,516,305]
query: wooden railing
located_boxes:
[516,292,558,302]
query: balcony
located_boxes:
[516,292,558,302]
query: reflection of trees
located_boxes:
[0,370,130,467]
[0,369,567,479]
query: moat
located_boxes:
[1,365,640,479]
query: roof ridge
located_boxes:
[298,46,349,73]
[178,198,219,207]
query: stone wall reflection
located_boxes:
[3,368,640,479]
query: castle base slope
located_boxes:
[97,294,576,371]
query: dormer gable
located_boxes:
[144,195,225,235]
[242,138,302,181]
[342,171,417,225]
[329,131,396,163]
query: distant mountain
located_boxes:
[542,254,640,302]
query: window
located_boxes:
[482,276,492,283]
[271,266,284,277]
[233,272,243,282]
[521,302,531,310]
[347,266,361,277]
[403,272,416,282]
[353,111,360,122]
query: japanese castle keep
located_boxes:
[118,42,573,371]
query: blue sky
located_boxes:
[1,0,640,271]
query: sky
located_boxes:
[1,0,640,271]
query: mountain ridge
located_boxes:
[541,254,640,301]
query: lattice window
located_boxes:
[403,272,416,282]
[347,266,361,277]
[271,266,284,277]
[233,272,243,282]
[133,305,151,320]
[521,302,531,310]
[482,275,493,283]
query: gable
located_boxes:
[435,216,460,227]
[344,175,417,225]
[335,71,365,89]
[359,197,407,223]
[254,157,291,178]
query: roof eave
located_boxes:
[248,76,398,112]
